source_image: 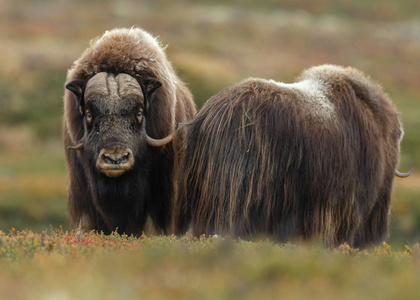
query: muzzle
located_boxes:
[96,146,134,177]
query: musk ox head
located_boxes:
[66,72,173,177]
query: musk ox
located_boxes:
[172,64,412,248]
[63,28,196,235]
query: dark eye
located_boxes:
[137,110,143,121]
[86,110,93,122]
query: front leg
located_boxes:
[75,213,96,236]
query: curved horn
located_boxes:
[144,119,175,147]
[68,141,85,151]
[395,168,414,178]
[146,133,175,147]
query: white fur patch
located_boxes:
[268,78,335,121]
[129,27,162,50]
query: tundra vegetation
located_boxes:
[1,229,420,299]
[0,0,419,298]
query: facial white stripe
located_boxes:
[107,74,119,99]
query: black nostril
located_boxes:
[103,154,117,164]
[103,152,129,164]
[118,153,129,164]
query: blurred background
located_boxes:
[0,0,419,248]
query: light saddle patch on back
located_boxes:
[267,78,336,122]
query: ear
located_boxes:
[66,79,85,113]
[141,79,162,108]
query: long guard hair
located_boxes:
[173,65,404,248]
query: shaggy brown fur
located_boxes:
[63,28,196,235]
[172,65,403,248]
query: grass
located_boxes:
[0,128,68,232]
[391,185,420,248]
[0,230,419,300]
